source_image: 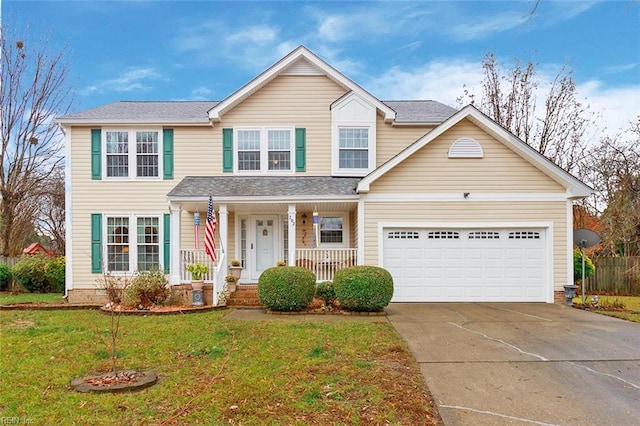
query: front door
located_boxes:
[251,216,278,280]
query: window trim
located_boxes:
[103,214,164,274]
[233,126,295,174]
[102,128,163,180]
[318,212,349,248]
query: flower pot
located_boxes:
[228,266,242,279]
[227,282,237,292]
[191,280,204,291]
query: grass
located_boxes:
[0,309,438,425]
[573,295,640,323]
[0,292,64,305]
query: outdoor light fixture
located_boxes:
[301,213,307,224]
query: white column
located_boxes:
[215,204,229,306]
[288,204,297,266]
[169,203,182,285]
[357,199,365,265]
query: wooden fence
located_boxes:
[584,256,640,295]
[0,256,20,267]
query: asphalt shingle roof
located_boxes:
[59,100,456,124]
[167,176,362,198]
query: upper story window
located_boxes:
[104,129,162,179]
[235,127,293,173]
[331,93,376,176]
[339,128,369,169]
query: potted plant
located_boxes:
[229,259,242,279]
[186,263,208,290]
[225,274,238,292]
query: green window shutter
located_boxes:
[222,128,233,173]
[91,214,102,273]
[163,213,170,273]
[91,129,101,180]
[163,129,174,179]
[295,128,306,172]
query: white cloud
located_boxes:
[365,56,639,140]
[448,12,529,41]
[190,86,212,100]
[80,67,161,96]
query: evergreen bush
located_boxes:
[12,255,50,292]
[45,256,65,293]
[315,281,336,305]
[334,266,394,312]
[0,264,11,291]
[573,249,595,283]
[258,266,316,311]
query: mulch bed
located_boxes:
[70,370,158,393]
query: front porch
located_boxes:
[179,247,358,284]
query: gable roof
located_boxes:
[57,101,218,125]
[357,105,594,198]
[207,45,397,123]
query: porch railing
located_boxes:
[295,248,357,282]
[180,249,219,282]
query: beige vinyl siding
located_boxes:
[376,117,434,166]
[371,119,566,193]
[221,75,347,175]
[362,201,568,291]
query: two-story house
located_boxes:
[57,46,592,305]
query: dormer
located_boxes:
[331,92,377,177]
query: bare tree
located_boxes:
[458,53,595,175]
[0,24,73,256]
[583,119,640,256]
[34,166,65,254]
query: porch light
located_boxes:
[301,213,307,224]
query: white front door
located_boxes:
[251,216,278,280]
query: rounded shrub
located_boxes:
[0,264,11,291]
[258,266,316,311]
[315,281,336,305]
[12,255,50,292]
[124,268,170,307]
[45,256,65,293]
[333,266,394,312]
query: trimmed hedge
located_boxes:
[258,266,316,311]
[333,266,394,312]
[0,264,11,291]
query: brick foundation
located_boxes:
[68,284,216,306]
[554,290,567,305]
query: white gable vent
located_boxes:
[448,137,484,158]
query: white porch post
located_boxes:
[169,203,182,285]
[216,204,229,306]
[357,199,365,265]
[288,204,297,266]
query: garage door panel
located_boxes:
[384,227,547,302]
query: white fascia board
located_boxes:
[378,220,554,229]
[361,192,570,202]
[55,118,211,126]
[208,45,396,123]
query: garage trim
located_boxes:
[378,221,555,303]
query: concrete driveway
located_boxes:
[386,303,640,425]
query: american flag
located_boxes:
[204,195,217,263]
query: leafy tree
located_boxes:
[0,24,73,256]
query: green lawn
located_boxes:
[0,309,437,425]
[573,295,640,323]
[0,292,64,305]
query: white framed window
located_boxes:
[318,213,349,247]
[339,128,369,169]
[331,93,376,176]
[235,127,293,173]
[104,129,162,179]
[105,214,162,273]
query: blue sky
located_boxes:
[3,0,639,136]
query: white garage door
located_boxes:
[383,228,547,302]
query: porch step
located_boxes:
[226,285,264,309]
